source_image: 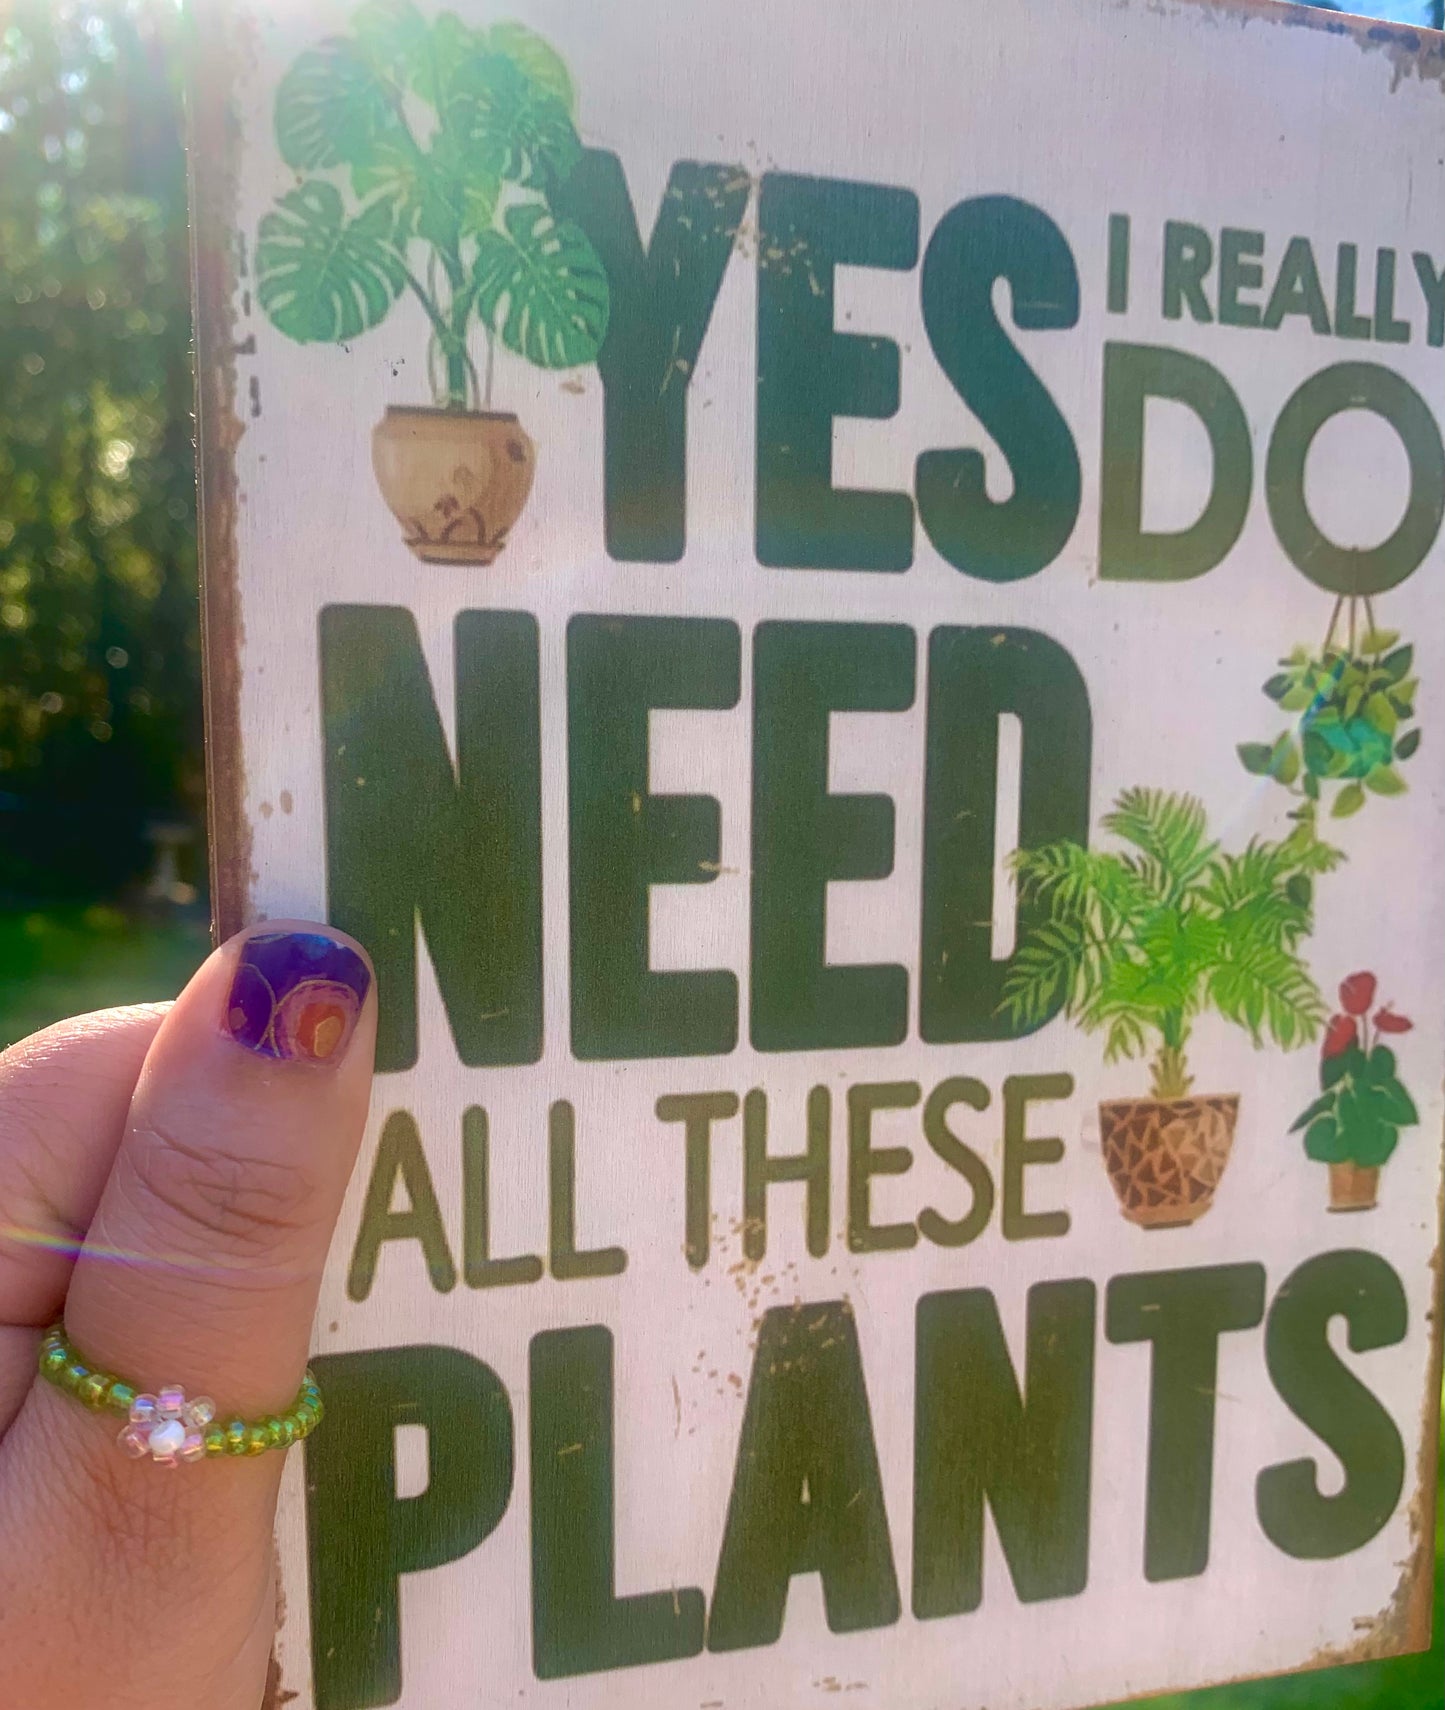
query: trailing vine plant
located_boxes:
[1238,592,1420,828]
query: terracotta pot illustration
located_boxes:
[372,407,536,565]
[1098,1095,1240,1229]
[1328,1160,1379,1213]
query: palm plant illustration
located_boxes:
[1003,788,1337,1100]
[256,3,609,411]
[1239,593,1420,826]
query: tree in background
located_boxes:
[0,0,198,903]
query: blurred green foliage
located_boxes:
[0,904,206,1046]
[0,0,199,902]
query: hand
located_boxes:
[0,923,376,1709]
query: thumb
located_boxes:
[0,923,375,1710]
[58,921,374,1404]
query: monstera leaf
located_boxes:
[274,36,404,172]
[472,202,609,368]
[351,0,434,88]
[259,8,606,393]
[350,134,435,234]
[445,52,580,188]
[351,142,497,252]
[487,21,576,114]
[256,183,406,343]
[352,0,477,116]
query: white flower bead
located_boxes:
[149,1419,186,1459]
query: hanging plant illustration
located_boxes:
[1238,593,1420,824]
[255,1,609,564]
[1291,969,1418,1213]
[1003,788,1339,1229]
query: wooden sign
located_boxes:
[189,2,1445,1706]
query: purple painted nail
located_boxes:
[224,931,370,1065]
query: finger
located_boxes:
[0,1005,169,1322]
[66,920,375,1410]
[0,1007,168,1427]
[0,923,374,1709]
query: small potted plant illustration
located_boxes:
[1004,788,1337,1229]
[255,2,609,564]
[1239,594,1419,825]
[1290,971,1417,1213]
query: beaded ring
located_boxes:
[38,1322,323,1467]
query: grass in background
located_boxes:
[0,906,1438,1707]
[0,905,207,1047]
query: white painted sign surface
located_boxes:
[190,3,1445,1707]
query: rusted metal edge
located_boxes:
[1170,0,1445,87]
[186,7,288,1705]
[265,1537,301,1707]
[186,0,253,948]
[1293,1023,1445,1667]
[1412,1179,1444,1654]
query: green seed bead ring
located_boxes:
[38,1322,323,1467]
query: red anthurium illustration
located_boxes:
[1375,1007,1414,1034]
[1294,971,1417,1213]
[1321,1014,1358,1060]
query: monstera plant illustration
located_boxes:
[256,1,609,563]
[1004,788,1338,1230]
